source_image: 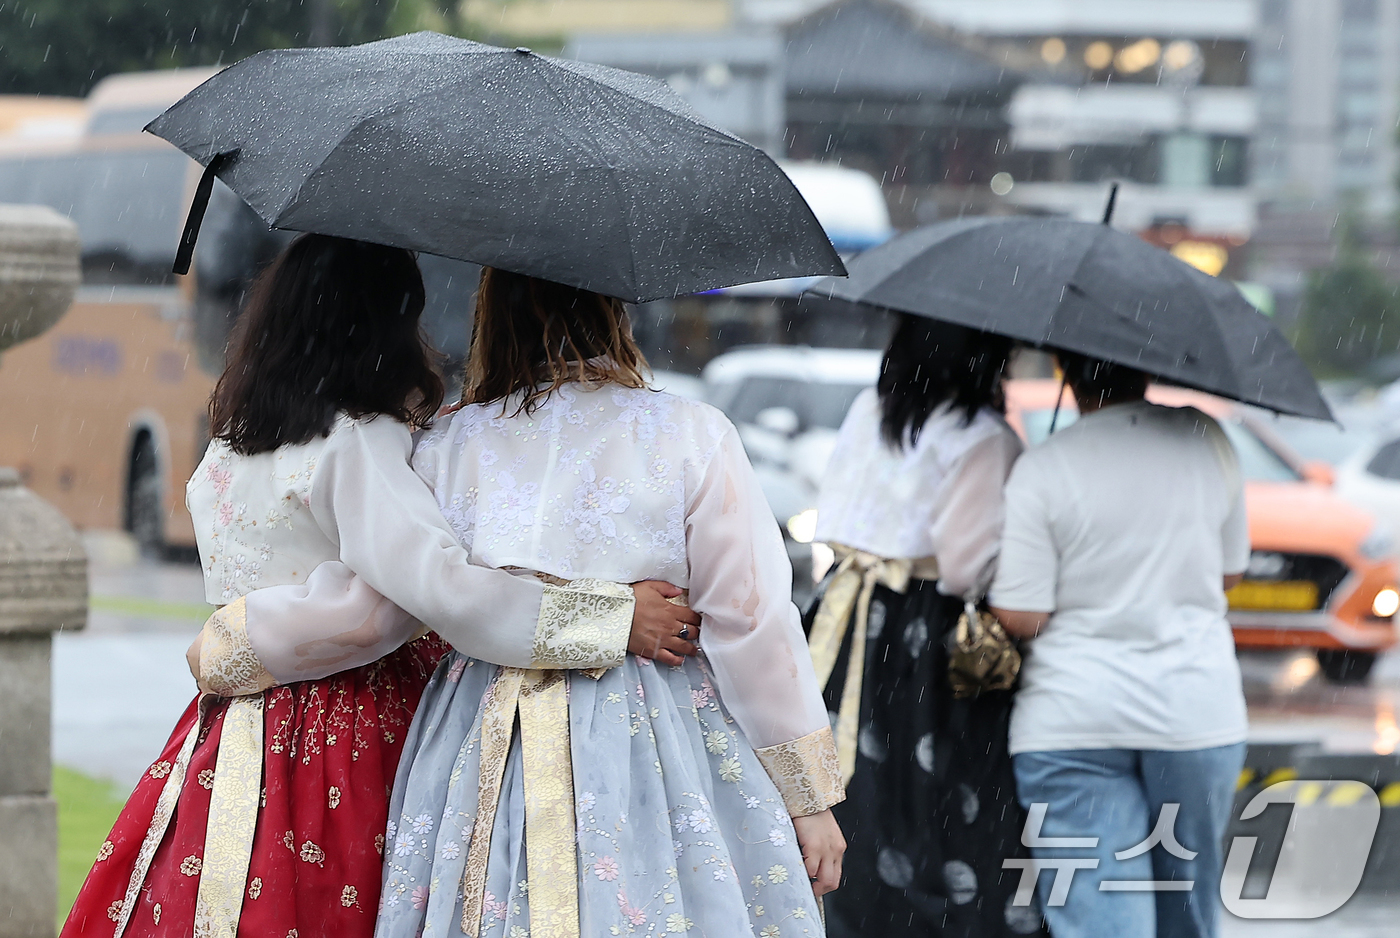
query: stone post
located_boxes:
[0,204,84,938]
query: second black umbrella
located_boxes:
[812,216,1330,420]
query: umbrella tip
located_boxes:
[1102,182,1120,226]
[515,46,533,55]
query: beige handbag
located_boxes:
[947,600,1022,698]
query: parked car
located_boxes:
[701,346,882,603]
[1005,380,1400,684]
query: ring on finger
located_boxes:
[678,626,691,640]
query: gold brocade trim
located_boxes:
[754,726,845,818]
[460,668,526,937]
[461,666,603,938]
[200,598,278,697]
[532,579,633,670]
[807,545,939,784]
[193,696,264,938]
[517,671,580,938]
[113,697,209,938]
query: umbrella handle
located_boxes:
[1101,182,1119,226]
[1048,370,1069,435]
[173,150,237,276]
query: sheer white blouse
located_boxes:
[211,385,833,755]
[186,415,634,686]
[814,388,1024,598]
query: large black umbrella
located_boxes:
[813,215,1331,420]
[147,32,843,302]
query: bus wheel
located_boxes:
[1315,649,1377,685]
[127,432,164,559]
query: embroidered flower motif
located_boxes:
[767,828,788,847]
[197,769,215,790]
[687,811,713,834]
[673,813,690,833]
[566,465,630,543]
[690,687,711,710]
[299,841,325,865]
[283,830,295,852]
[617,890,647,925]
[482,891,507,921]
[712,865,728,882]
[411,813,434,834]
[744,796,761,810]
[704,731,729,755]
[593,856,620,881]
[152,903,161,924]
[409,885,428,910]
[792,908,807,919]
[96,840,113,862]
[148,761,172,779]
[440,841,461,861]
[665,912,693,933]
[767,865,789,884]
[217,502,234,527]
[106,901,122,922]
[179,855,202,876]
[327,786,341,809]
[248,877,262,899]
[385,820,397,840]
[374,833,385,856]
[336,885,357,908]
[392,831,414,857]
[760,926,781,938]
[577,790,597,812]
[718,758,743,783]
[287,930,298,938]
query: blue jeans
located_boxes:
[1012,744,1245,938]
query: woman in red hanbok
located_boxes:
[60,235,698,938]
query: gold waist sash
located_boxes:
[807,544,939,784]
[459,585,687,938]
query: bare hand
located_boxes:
[629,580,702,667]
[792,809,845,897]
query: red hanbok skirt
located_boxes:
[61,635,450,938]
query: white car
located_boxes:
[702,346,882,602]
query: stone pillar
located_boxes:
[0,204,84,938]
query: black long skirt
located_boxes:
[804,578,1048,938]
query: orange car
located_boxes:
[1004,380,1400,684]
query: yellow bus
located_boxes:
[0,70,480,557]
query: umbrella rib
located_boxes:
[531,60,642,297]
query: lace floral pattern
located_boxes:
[416,386,730,584]
[753,727,845,818]
[199,598,278,697]
[531,579,633,669]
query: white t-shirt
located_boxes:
[989,400,1250,755]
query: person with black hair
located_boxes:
[989,352,1248,938]
[62,236,699,938]
[805,313,1047,937]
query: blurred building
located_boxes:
[749,0,1257,244]
[1248,0,1400,311]
[463,0,734,34]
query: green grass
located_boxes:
[89,595,215,622]
[54,766,128,925]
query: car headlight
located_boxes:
[786,508,819,544]
[1360,525,1395,560]
[1373,587,1400,618]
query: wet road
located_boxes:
[54,537,1400,932]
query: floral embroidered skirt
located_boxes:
[379,652,825,938]
[62,635,449,938]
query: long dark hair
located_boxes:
[463,267,648,415]
[210,234,444,455]
[1056,350,1148,409]
[878,314,1012,448]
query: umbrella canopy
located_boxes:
[813,216,1331,420]
[147,32,844,303]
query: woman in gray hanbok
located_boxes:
[218,268,846,938]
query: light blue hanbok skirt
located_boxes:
[376,651,825,938]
